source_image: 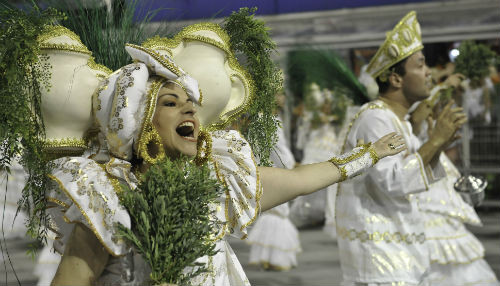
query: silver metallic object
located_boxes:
[454,175,487,207]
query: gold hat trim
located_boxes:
[366,11,423,79]
[38,25,92,55]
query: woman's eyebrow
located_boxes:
[158,93,178,99]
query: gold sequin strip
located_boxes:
[43,138,88,149]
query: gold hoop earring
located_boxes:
[194,129,212,166]
[138,124,165,165]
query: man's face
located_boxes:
[401,51,432,102]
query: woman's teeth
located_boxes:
[176,121,195,138]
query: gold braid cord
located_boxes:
[329,143,379,181]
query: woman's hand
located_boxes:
[372,132,407,159]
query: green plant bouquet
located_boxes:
[287,49,369,106]
[455,40,497,86]
[118,156,223,285]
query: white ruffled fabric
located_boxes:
[420,162,498,286]
[424,213,498,285]
[187,130,261,286]
[425,212,484,264]
[247,203,301,270]
[209,130,261,239]
[46,156,134,257]
[414,154,481,226]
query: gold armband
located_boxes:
[329,143,379,181]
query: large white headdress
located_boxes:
[38,25,111,155]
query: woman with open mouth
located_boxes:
[47,37,407,286]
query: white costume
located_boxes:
[411,93,498,285]
[247,117,301,270]
[44,37,262,285]
[415,154,498,286]
[336,99,443,285]
[46,130,260,286]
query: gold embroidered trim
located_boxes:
[337,226,425,244]
[38,26,84,45]
[142,23,255,131]
[211,159,229,241]
[329,143,372,165]
[40,43,92,55]
[43,138,88,149]
[339,166,348,182]
[194,129,213,166]
[47,174,125,257]
[87,57,112,75]
[96,162,124,199]
[126,44,182,77]
[415,153,429,190]
[239,145,262,232]
[46,196,70,209]
[135,78,165,154]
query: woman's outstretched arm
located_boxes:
[51,223,109,286]
[258,132,406,211]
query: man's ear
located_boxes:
[388,72,403,89]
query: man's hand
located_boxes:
[443,73,466,89]
[429,100,467,149]
[410,101,433,134]
[372,132,407,158]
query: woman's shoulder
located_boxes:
[47,156,132,257]
[208,129,262,238]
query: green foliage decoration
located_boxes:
[455,41,497,86]
[287,49,369,105]
[0,2,64,254]
[47,0,172,71]
[223,7,281,167]
[118,156,223,285]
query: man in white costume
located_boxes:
[409,83,498,286]
[335,11,467,285]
